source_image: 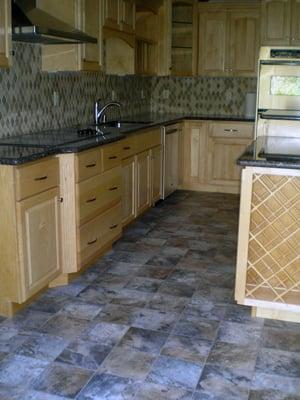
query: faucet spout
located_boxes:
[94,101,121,125]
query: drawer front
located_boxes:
[120,136,137,159]
[78,203,121,266]
[76,167,121,226]
[136,128,161,154]
[76,148,102,182]
[210,122,254,139]
[15,157,59,201]
[101,142,122,171]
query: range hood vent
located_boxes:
[12,0,97,45]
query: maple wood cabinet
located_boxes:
[151,145,162,203]
[261,0,300,45]
[102,0,135,32]
[0,0,12,69]
[164,125,180,198]
[121,155,136,226]
[0,157,61,317]
[198,2,260,77]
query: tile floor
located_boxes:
[0,191,299,400]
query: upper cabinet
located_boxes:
[102,0,135,32]
[261,0,300,45]
[198,2,260,77]
[171,0,197,76]
[0,0,12,69]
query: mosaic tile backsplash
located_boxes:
[0,43,257,137]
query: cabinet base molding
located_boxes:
[0,287,46,318]
[251,307,300,324]
[179,182,240,194]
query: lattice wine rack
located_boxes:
[246,173,300,305]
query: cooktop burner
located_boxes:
[77,127,104,137]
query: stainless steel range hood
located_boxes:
[12,0,97,45]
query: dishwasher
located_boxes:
[162,124,181,199]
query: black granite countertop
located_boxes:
[0,113,255,165]
[238,136,300,170]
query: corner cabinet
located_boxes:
[0,157,61,317]
[0,0,12,69]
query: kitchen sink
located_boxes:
[100,120,153,128]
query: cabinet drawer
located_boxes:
[136,128,161,153]
[101,142,122,171]
[210,122,254,139]
[15,157,59,201]
[120,136,137,159]
[76,167,121,226]
[76,148,102,182]
[78,203,121,266]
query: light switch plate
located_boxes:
[163,89,170,99]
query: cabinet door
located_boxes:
[103,0,121,30]
[0,0,11,69]
[121,156,136,226]
[121,0,135,33]
[81,0,102,71]
[151,145,162,203]
[207,138,251,188]
[164,131,179,197]
[17,188,61,301]
[136,151,151,216]
[198,12,227,75]
[261,0,291,45]
[291,0,300,44]
[228,10,260,76]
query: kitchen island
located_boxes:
[235,136,300,323]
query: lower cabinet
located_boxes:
[164,125,180,198]
[121,156,136,226]
[136,150,151,216]
[151,145,162,203]
[0,157,61,317]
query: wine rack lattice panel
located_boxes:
[246,174,300,305]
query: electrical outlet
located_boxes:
[163,89,170,99]
[111,90,116,100]
[141,89,145,99]
[53,91,59,107]
[225,91,232,102]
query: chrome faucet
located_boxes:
[94,100,121,124]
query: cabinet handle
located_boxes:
[166,128,178,134]
[224,129,238,133]
[85,163,96,168]
[123,146,131,150]
[34,175,48,181]
[86,197,96,203]
[109,156,117,160]
[87,238,97,245]
[109,186,118,191]
[110,224,118,229]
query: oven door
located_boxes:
[258,64,300,110]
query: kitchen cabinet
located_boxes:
[122,156,136,226]
[122,0,135,33]
[0,0,12,69]
[261,0,300,45]
[151,145,162,203]
[198,2,260,77]
[164,125,180,198]
[102,0,135,32]
[136,150,151,216]
[0,157,61,317]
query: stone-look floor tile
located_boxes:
[22,390,71,400]
[77,285,119,305]
[131,308,179,332]
[0,353,7,362]
[158,281,196,298]
[216,321,263,346]
[47,282,88,297]
[192,287,234,304]
[1,309,53,331]
[58,300,102,321]
[263,319,300,331]
[38,315,88,341]
[106,251,152,265]
[105,262,141,276]
[256,348,300,378]
[33,362,93,399]
[146,355,203,391]
[0,354,48,387]
[196,365,252,400]
[118,327,168,354]
[161,335,212,364]
[182,301,227,322]
[248,389,300,400]
[147,294,189,313]
[28,294,72,314]
[206,341,258,371]
[124,277,162,293]
[160,246,189,257]
[168,270,201,286]
[174,318,219,341]
[0,384,27,400]
[136,266,174,280]
[139,238,167,247]
[262,327,300,352]
[146,255,182,268]
[0,331,28,353]
[251,372,300,396]
[76,373,140,400]
[93,273,131,289]
[109,288,153,308]
[56,339,111,370]
[14,333,69,362]
[99,346,156,380]
[94,304,138,325]
[135,382,193,400]
[224,304,264,325]
[82,322,128,347]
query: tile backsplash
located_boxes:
[0,43,257,137]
